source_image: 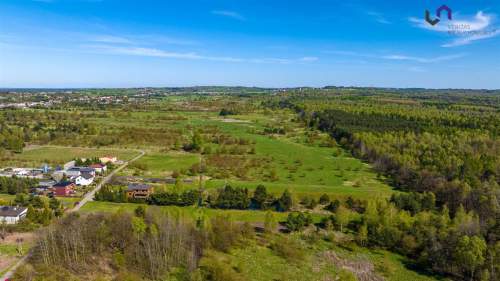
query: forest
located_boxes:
[264,89,500,280]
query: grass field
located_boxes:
[112,110,394,200]
[0,193,15,203]
[80,201,291,223]
[120,150,200,177]
[205,235,444,281]
[0,146,139,167]
[0,193,79,209]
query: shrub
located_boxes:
[269,236,305,263]
[285,212,313,232]
[209,215,242,252]
[319,194,330,205]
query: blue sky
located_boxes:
[1,0,499,89]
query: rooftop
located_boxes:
[80,172,94,180]
[127,183,152,191]
[54,181,74,188]
[0,206,27,217]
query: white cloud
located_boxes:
[409,11,499,47]
[211,10,245,21]
[141,35,198,46]
[324,50,465,63]
[88,34,198,46]
[82,44,317,64]
[382,53,465,63]
[442,29,500,47]
[299,56,319,62]
[89,35,132,44]
[366,12,391,24]
[408,66,426,72]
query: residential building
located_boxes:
[89,163,107,174]
[126,183,154,199]
[63,160,75,170]
[99,156,117,164]
[65,167,82,177]
[51,170,66,182]
[65,166,95,177]
[74,173,94,186]
[53,181,76,197]
[0,206,28,224]
[79,167,96,176]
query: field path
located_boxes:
[0,149,145,281]
[69,149,145,212]
[1,254,30,281]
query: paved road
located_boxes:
[1,149,145,280]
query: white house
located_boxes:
[0,206,28,224]
[74,173,94,186]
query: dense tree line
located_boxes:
[0,122,24,152]
[265,92,500,280]
[150,190,199,206]
[0,177,38,195]
[95,184,295,212]
[318,198,500,281]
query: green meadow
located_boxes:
[113,110,393,200]
[79,201,291,223]
[202,235,444,281]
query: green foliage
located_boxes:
[264,211,278,233]
[198,254,246,281]
[30,210,203,280]
[269,236,305,263]
[285,212,313,232]
[0,177,37,195]
[149,190,199,207]
[319,193,330,205]
[454,235,487,280]
[334,205,352,233]
[390,192,435,215]
[276,189,293,212]
[209,215,249,252]
[95,185,128,203]
[0,123,24,152]
[213,185,250,210]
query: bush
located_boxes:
[285,212,313,232]
[209,215,243,252]
[269,236,305,263]
[213,185,250,209]
[198,255,245,281]
[319,194,330,205]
